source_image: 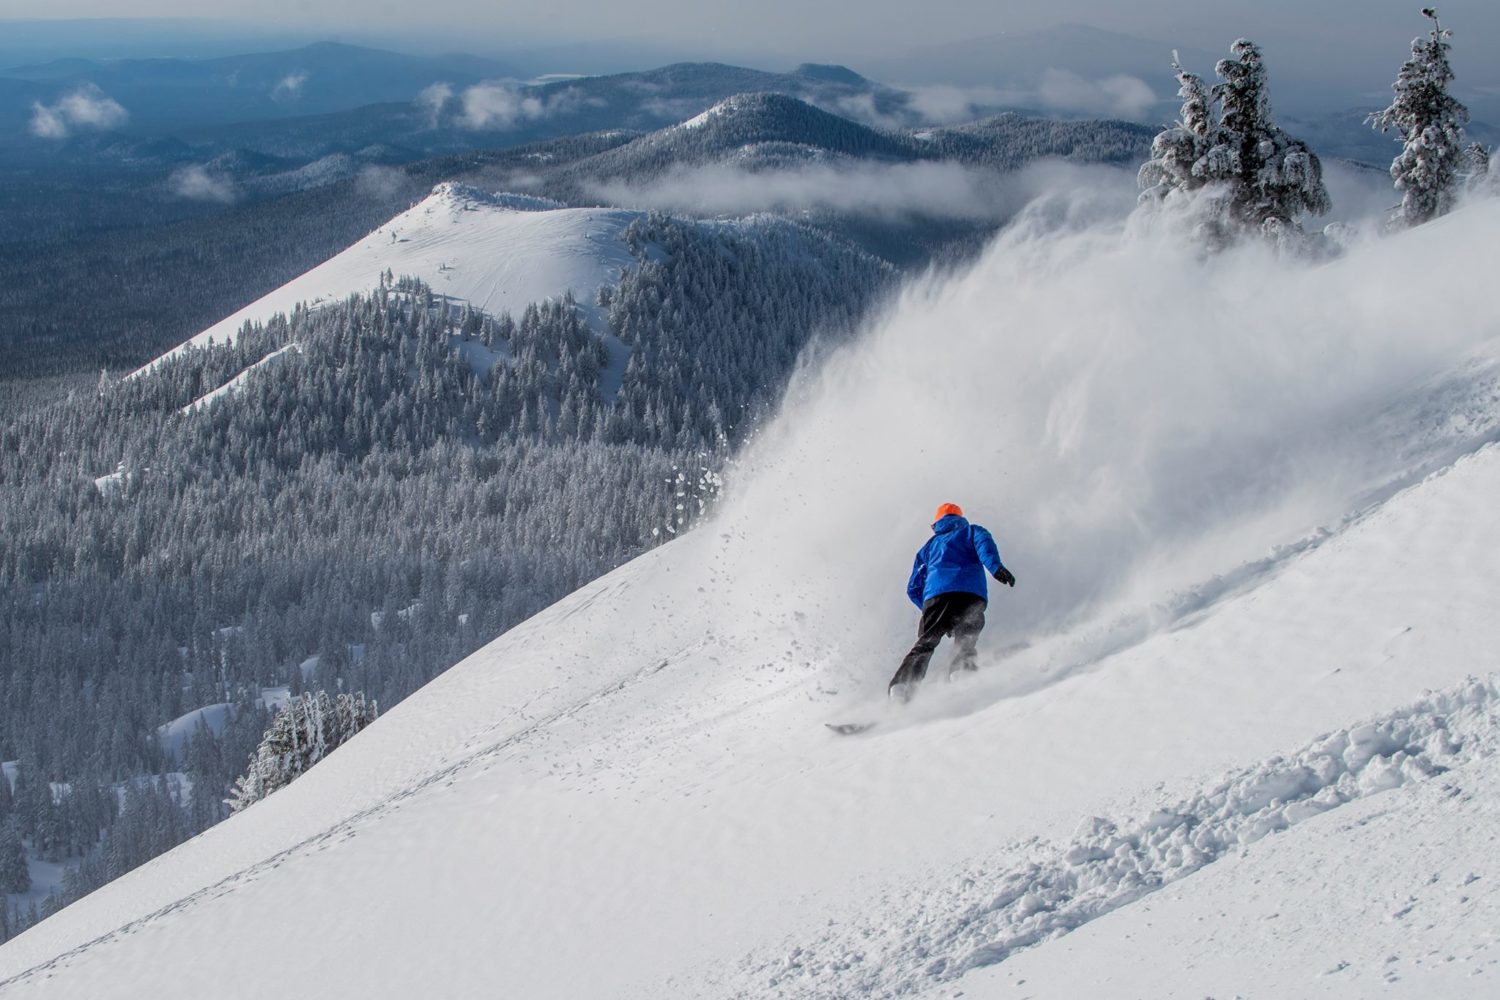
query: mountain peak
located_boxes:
[791,63,867,86]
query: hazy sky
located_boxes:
[4,0,1498,59]
[2,0,1497,90]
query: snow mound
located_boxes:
[132,185,643,377]
[156,688,293,762]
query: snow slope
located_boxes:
[131,184,643,377]
[4,198,1500,998]
[959,743,1500,997]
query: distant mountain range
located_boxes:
[0,42,513,141]
[6,34,1492,175]
[1,57,920,161]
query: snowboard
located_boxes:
[824,721,878,736]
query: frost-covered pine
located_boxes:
[1138,57,1235,202]
[227,691,378,813]
[1368,9,1471,227]
[1140,40,1327,244]
[1212,39,1329,232]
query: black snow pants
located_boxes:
[889,591,987,690]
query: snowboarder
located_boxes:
[889,503,1015,701]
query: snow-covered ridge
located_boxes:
[425,182,565,212]
[130,185,644,378]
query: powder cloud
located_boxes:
[701,178,1500,697]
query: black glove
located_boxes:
[994,566,1016,587]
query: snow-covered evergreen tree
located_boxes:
[1212,39,1329,233]
[227,692,378,812]
[1368,9,1471,227]
[1137,56,1232,202]
[1139,41,1327,244]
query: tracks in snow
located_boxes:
[728,676,1500,999]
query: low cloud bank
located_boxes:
[590,159,1137,223]
[29,84,128,139]
[415,79,601,131]
[895,71,1158,125]
[1037,69,1156,119]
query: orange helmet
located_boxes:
[933,502,963,523]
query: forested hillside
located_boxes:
[0,212,890,937]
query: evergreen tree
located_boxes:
[0,820,29,895]
[1140,41,1327,243]
[1211,39,1329,233]
[1138,57,1227,201]
[1368,9,1471,227]
[227,692,378,812]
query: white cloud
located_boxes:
[891,74,1157,125]
[28,103,68,139]
[588,159,1133,223]
[456,81,597,130]
[1038,69,1157,119]
[639,96,703,121]
[29,84,129,139]
[416,81,454,127]
[271,71,309,103]
[355,164,406,199]
[827,92,893,129]
[170,165,238,203]
[899,84,1021,123]
[459,81,544,129]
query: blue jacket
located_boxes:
[907,514,1005,608]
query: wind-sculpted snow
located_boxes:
[733,677,1500,998]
